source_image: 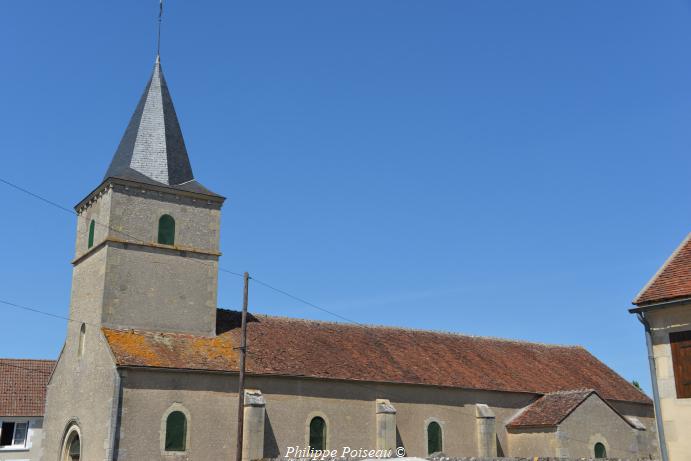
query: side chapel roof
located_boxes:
[506,389,637,429]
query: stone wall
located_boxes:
[646,301,691,460]
[112,370,658,460]
[72,181,223,336]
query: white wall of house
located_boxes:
[0,417,43,461]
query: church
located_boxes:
[40,56,659,461]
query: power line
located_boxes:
[0,298,74,324]
[0,296,452,419]
[0,299,655,456]
[0,175,423,358]
[0,177,74,215]
[0,175,246,279]
[0,298,120,372]
[0,180,654,457]
[251,277,364,326]
[0,175,359,323]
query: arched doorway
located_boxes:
[61,427,81,461]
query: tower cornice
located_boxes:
[75,177,225,214]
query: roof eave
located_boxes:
[75,176,226,211]
[506,423,557,430]
[629,296,691,314]
[109,363,651,405]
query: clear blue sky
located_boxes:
[1,1,690,394]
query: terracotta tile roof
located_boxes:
[506,389,635,429]
[635,233,691,306]
[103,310,651,404]
[0,359,55,417]
[507,389,594,428]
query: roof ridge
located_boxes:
[544,388,595,396]
[0,358,56,363]
[217,308,582,349]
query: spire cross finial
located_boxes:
[157,0,163,59]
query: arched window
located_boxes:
[87,220,95,249]
[594,442,607,458]
[165,411,187,451]
[61,428,80,461]
[427,421,442,455]
[78,324,86,358]
[309,416,326,450]
[158,215,175,245]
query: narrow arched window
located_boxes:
[309,416,326,450]
[158,215,175,245]
[594,442,607,458]
[87,220,95,248]
[427,421,442,455]
[61,429,80,461]
[78,324,86,358]
[165,411,187,451]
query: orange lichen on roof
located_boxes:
[101,310,651,405]
[102,327,238,371]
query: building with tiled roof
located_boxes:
[39,55,659,461]
[0,359,54,460]
[631,233,691,460]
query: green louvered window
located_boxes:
[87,220,95,248]
[594,442,607,458]
[165,411,187,451]
[309,416,326,450]
[427,421,442,455]
[158,215,175,245]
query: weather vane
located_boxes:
[157,0,163,59]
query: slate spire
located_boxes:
[104,58,219,197]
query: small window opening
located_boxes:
[87,220,95,249]
[165,411,187,451]
[0,421,28,447]
[427,421,442,455]
[78,324,86,358]
[594,442,607,458]
[309,416,326,451]
[158,215,175,245]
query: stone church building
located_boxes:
[41,58,658,460]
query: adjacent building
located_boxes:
[0,359,54,461]
[39,56,659,460]
[631,233,691,460]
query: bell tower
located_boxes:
[69,58,225,336]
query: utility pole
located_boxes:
[236,272,249,461]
